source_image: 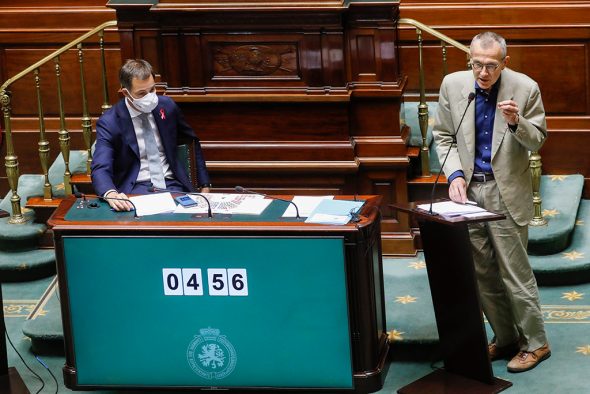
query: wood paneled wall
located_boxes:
[0,1,120,194]
[398,0,590,116]
[2,0,590,254]
[111,1,410,254]
[399,0,590,205]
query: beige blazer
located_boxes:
[433,68,547,226]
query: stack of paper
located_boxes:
[130,193,177,216]
[416,201,489,217]
[305,199,365,225]
[173,193,271,215]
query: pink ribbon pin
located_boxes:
[160,108,166,120]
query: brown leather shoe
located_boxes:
[507,344,551,373]
[488,342,520,361]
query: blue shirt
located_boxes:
[447,79,500,183]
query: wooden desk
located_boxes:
[49,195,388,393]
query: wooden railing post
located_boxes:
[416,27,430,176]
[529,151,547,226]
[1,90,26,224]
[78,43,93,175]
[99,29,112,114]
[54,56,72,196]
[34,68,52,200]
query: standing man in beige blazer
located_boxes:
[433,31,550,373]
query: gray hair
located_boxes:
[119,59,154,90]
[470,32,507,59]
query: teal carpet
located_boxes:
[531,199,590,285]
[528,174,584,256]
[4,262,590,393]
[380,253,590,393]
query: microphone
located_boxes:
[74,191,88,209]
[147,186,212,218]
[429,92,476,215]
[235,186,301,219]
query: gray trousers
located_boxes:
[467,180,547,351]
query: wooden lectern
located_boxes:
[392,202,512,394]
[49,195,389,393]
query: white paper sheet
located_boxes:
[417,201,487,216]
[282,195,334,217]
[129,192,177,216]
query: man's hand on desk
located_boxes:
[200,187,211,193]
[104,191,134,212]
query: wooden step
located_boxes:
[26,196,63,226]
[71,173,95,194]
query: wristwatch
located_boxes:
[199,183,212,189]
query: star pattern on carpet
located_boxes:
[408,260,426,270]
[542,208,559,217]
[562,291,584,301]
[576,345,590,356]
[395,295,417,304]
[577,219,585,226]
[562,251,584,261]
[388,329,405,342]
[549,175,568,181]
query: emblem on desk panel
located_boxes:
[187,327,237,380]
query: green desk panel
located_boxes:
[63,236,353,389]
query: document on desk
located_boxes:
[416,201,487,216]
[305,199,365,225]
[130,192,177,216]
[282,195,334,218]
[173,193,268,215]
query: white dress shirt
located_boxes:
[125,99,173,182]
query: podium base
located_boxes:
[397,369,512,394]
[0,367,30,394]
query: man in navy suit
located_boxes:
[91,59,210,211]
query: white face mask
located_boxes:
[127,90,159,113]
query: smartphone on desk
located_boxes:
[175,195,198,208]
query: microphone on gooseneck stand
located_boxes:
[235,186,301,220]
[147,186,212,218]
[429,92,476,215]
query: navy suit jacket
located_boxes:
[91,96,210,196]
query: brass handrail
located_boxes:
[0,21,117,93]
[398,18,545,226]
[398,18,469,177]
[398,18,469,54]
[1,20,117,224]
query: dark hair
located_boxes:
[119,59,154,90]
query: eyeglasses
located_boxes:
[470,61,502,73]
